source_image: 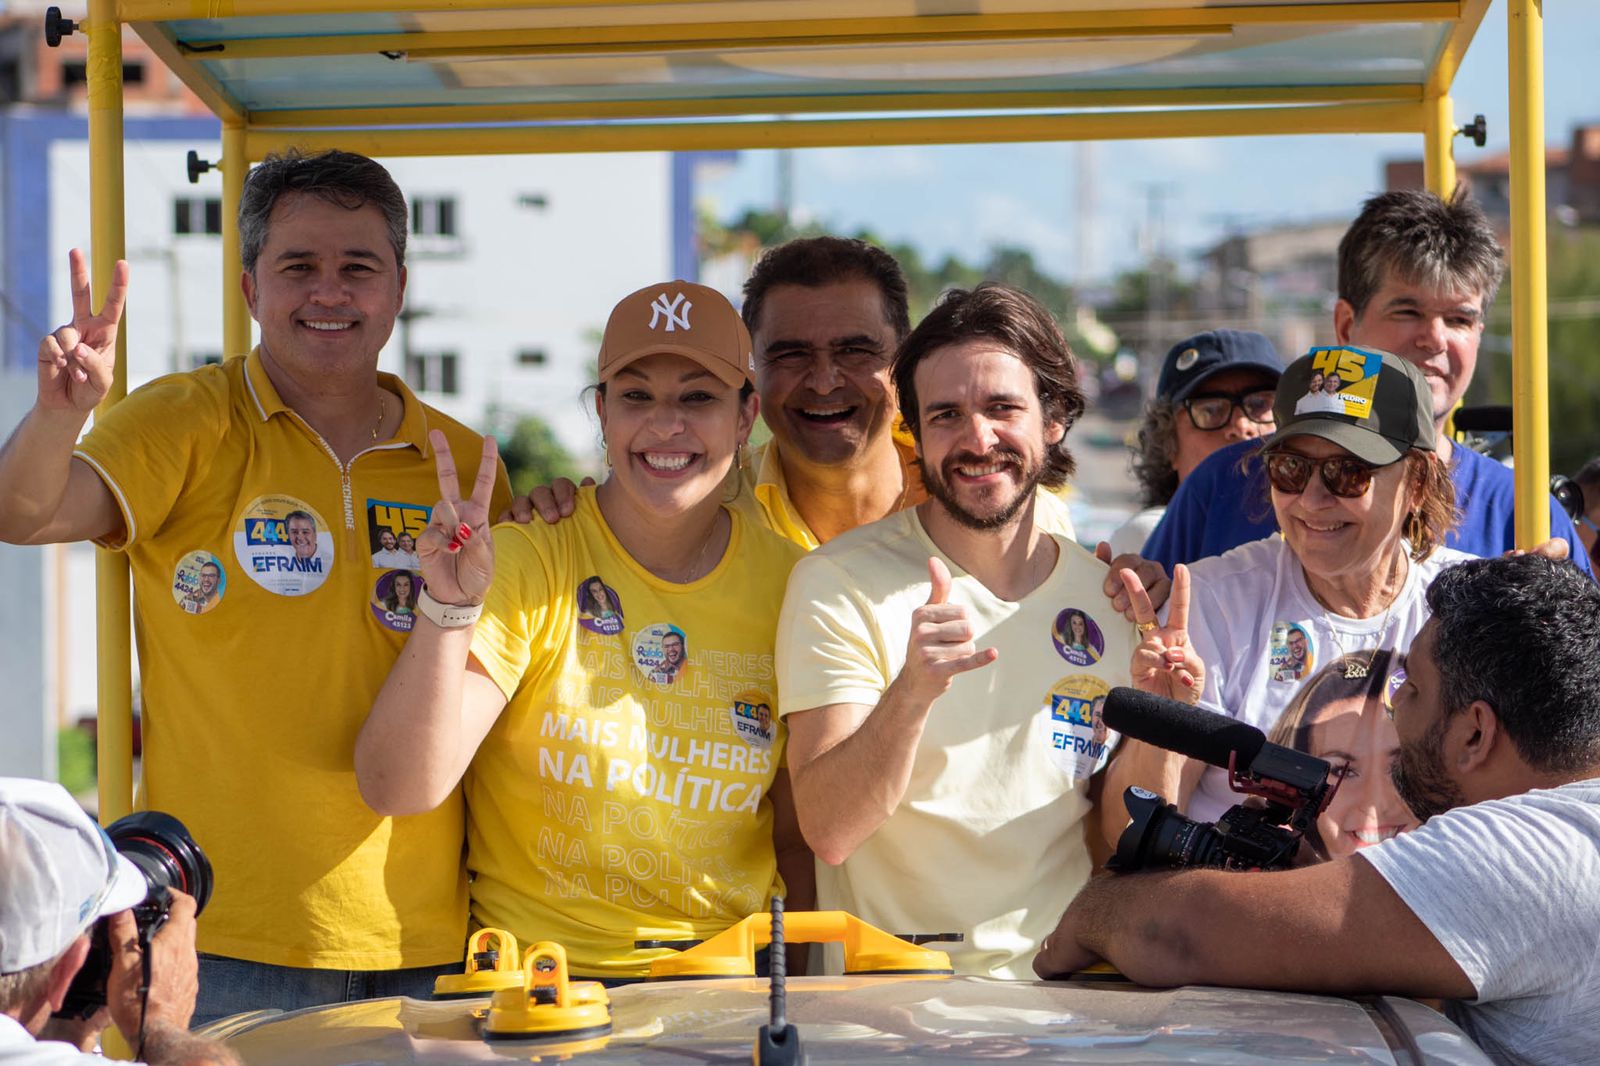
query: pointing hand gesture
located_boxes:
[900,556,998,702]
[37,248,127,414]
[417,431,500,608]
[1124,562,1205,705]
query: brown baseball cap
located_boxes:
[597,281,753,389]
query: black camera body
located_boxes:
[54,811,212,1020]
[1101,688,1339,873]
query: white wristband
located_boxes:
[417,587,483,629]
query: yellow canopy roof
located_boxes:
[125,1,1491,155]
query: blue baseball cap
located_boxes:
[1157,329,1284,404]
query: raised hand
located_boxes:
[37,248,128,413]
[417,431,499,607]
[1124,562,1204,705]
[901,556,997,702]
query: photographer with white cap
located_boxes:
[0,779,235,1066]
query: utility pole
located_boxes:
[1139,182,1178,386]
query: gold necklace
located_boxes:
[371,392,386,442]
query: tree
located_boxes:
[1476,226,1600,475]
[495,412,581,497]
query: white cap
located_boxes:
[0,778,147,973]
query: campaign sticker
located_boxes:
[367,499,428,570]
[576,575,625,636]
[1051,607,1105,667]
[731,690,775,749]
[1384,665,1408,713]
[233,495,334,597]
[1295,345,1384,420]
[1037,675,1114,779]
[371,569,423,633]
[171,550,225,615]
[633,622,689,686]
[1269,621,1315,683]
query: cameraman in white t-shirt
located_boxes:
[0,780,235,1066]
[1035,552,1600,1066]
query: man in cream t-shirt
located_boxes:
[777,284,1135,979]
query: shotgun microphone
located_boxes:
[1101,687,1266,771]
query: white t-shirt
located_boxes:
[1360,779,1600,1066]
[776,506,1135,979]
[0,1017,121,1066]
[1177,536,1477,821]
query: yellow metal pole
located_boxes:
[246,101,1423,159]
[1508,0,1549,549]
[221,123,251,357]
[87,0,132,821]
[1423,92,1456,197]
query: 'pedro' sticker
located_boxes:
[731,691,775,749]
[1051,607,1105,666]
[367,499,428,569]
[171,550,225,615]
[576,576,625,636]
[233,495,334,597]
[371,569,423,633]
[1269,621,1315,683]
[1295,345,1384,420]
[634,622,689,687]
[1037,675,1114,779]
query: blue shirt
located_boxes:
[1142,438,1595,577]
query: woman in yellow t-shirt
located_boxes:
[358,282,811,980]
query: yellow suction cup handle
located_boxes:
[648,910,953,979]
[483,942,612,1042]
[433,928,525,999]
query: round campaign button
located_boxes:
[233,495,334,597]
[1035,675,1113,779]
[1051,607,1105,666]
[576,575,624,636]
[171,550,225,615]
[633,622,689,687]
[730,690,775,749]
[371,569,423,633]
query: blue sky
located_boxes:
[699,1,1600,284]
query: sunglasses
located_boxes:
[1182,389,1277,431]
[1263,450,1385,499]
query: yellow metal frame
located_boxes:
[79,0,1546,821]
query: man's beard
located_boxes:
[1390,717,1467,822]
[919,447,1042,532]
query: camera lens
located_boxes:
[106,810,213,914]
[1111,787,1228,872]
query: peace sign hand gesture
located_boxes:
[417,431,500,607]
[37,248,128,414]
[1123,562,1205,705]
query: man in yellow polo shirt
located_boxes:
[0,149,509,1023]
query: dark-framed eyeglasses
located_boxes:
[1181,389,1277,431]
[1263,450,1385,499]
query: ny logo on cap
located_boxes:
[649,292,693,332]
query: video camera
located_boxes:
[1101,687,1338,872]
[54,811,213,1019]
